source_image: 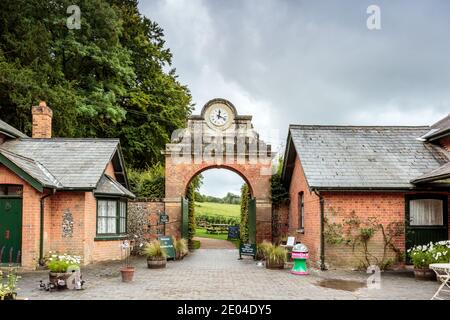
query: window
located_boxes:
[298,192,304,231]
[0,185,23,197]
[409,198,444,226]
[97,199,127,236]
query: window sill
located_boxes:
[95,235,128,241]
[296,229,305,234]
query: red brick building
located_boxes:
[281,115,450,269]
[0,102,134,270]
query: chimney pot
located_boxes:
[32,101,53,138]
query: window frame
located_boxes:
[0,184,23,198]
[95,197,128,240]
[405,194,448,229]
[297,192,305,233]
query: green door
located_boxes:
[181,197,189,239]
[405,195,448,261]
[248,198,256,244]
[0,198,22,264]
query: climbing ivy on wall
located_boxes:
[240,184,250,243]
[187,184,196,245]
[324,208,405,270]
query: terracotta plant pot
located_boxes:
[414,268,436,281]
[49,272,70,289]
[120,267,135,282]
[266,261,285,270]
[147,257,167,269]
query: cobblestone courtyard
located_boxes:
[16,248,443,300]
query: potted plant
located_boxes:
[408,240,450,280]
[174,238,188,260]
[0,269,21,300]
[120,240,135,282]
[46,252,82,289]
[144,240,167,269]
[257,240,273,261]
[266,244,287,270]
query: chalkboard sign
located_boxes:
[227,225,240,240]
[239,243,256,259]
[159,213,169,224]
[158,236,175,259]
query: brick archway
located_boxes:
[164,98,274,243]
[183,164,255,198]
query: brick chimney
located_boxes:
[32,101,53,138]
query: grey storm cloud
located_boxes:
[138,0,450,195]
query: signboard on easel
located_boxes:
[239,243,256,259]
[158,236,175,260]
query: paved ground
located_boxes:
[16,249,446,300]
[194,237,236,249]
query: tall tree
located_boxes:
[0,0,192,169]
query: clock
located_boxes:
[204,102,234,130]
[209,106,229,126]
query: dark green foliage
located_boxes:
[240,184,250,243]
[0,0,191,169]
[194,192,240,204]
[127,163,165,198]
[186,175,202,242]
[187,184,196,242]
[195,214,239,226]
[271,157,290,205]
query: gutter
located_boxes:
[39,190,55,266]
[313,189,327,271]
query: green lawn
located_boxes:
[194,202,241,249]
[195,228,240,248]
[195,202,240,217]
[195,227,228,240]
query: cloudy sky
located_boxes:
[139,0,450,197]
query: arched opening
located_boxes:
[183,167,254,250]
[184,165,254,199]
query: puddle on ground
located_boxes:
[316,279,366,292]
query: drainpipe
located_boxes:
[39,191,54,266]
[313,189,327,271]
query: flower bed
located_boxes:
[407,240,450,280]
[0,269,20,300]
[46,252,82,289]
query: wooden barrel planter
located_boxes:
[147,257,167,269]
[266,261,285,270]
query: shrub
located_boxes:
[0,269,20,299]
[257,240,273,259]
[174,238,189,258]
[46,252,82,273]
[143,240,167,259]
[408,240,450,269]
[267,245,287,265]
[127,163,165,198]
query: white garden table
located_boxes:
[429,263,450,300]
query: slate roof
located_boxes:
[0,138,133,196]
[421,113,450,141]
[94,174,135,198]
[284,125,450,190]
[0,147,62,188]
[411,162,450,184]
[0,119,28,138]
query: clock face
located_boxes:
[209,107,229,127]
